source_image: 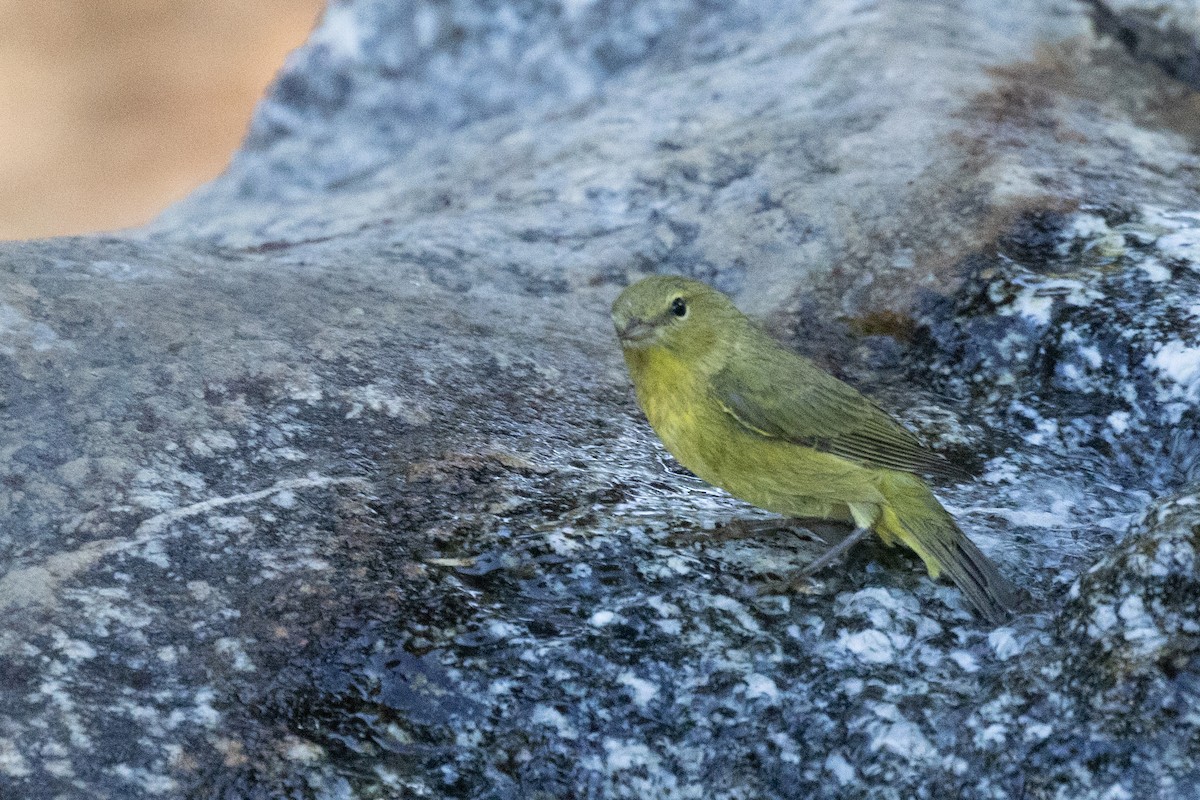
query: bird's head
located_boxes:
[611,275,746,366]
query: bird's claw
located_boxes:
[755,573,824,596]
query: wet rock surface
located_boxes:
[3,0,1200,798]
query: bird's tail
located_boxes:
[875,471,1019,624]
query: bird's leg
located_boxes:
[797,526,873,575]
[716,518,807,541]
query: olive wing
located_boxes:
[710,349,966,480]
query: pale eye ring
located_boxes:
[670,297,687,317]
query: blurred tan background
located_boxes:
[0,0,323,241]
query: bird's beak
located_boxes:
[615,317,656,346]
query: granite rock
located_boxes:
[3,0,1200,798]
[1090,0,1200,88]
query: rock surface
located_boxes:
[1090,0,1200,88]
[4,0,1200,798]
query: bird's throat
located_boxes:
[625,346,695,426]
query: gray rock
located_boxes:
[976,488,1200,800]
[3,0,1200,798]
[1090,0,1200,88]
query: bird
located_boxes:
[611,274,1018,623]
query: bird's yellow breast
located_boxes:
[625,346,719,477]
[622,343,880,519]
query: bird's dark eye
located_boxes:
[670,297,688,317]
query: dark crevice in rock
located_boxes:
[1088,0,1200,90]
[913,205,1200,491]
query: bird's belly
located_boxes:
[643,392,872,519]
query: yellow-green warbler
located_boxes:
[612,274,1017,623]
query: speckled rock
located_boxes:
[4,0,1200,798]
[1063,490,1200,705]
[916,206,1200,487]
[950,489,1200,800]
[1091,0,1200,88]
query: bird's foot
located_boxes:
[797,526,873,576]
[717,518,816,541]
[755,572,825,596]
[669,518,826,546]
